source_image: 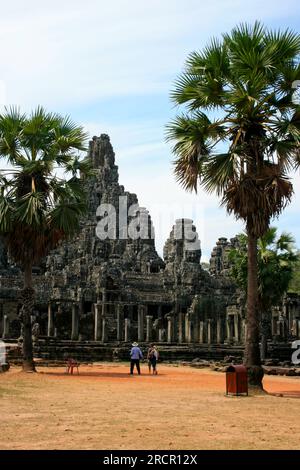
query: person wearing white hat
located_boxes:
[130,342,143,375]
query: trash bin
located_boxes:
[226,365,248,396]
[0,362,10,373]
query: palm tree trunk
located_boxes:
[20,263,35,372]
[244,232,264,387]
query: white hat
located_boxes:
[132,342,138,347]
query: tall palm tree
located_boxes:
[166,22,300,387]
[0,107,91,371]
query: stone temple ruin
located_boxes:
[0,134,300,362]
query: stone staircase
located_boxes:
[33,339,245,363]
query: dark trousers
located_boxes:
[130,359,141,374]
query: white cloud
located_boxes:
[1,0,299,109]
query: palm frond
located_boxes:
[0,106,26,164]
[49,200,86,236]
[52,115,88,154]
[64,155,94,178]
[15,191,45,226]
[166,113,217,191]
[0,193,14,232]
[202,152,237,196]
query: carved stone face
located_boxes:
[184,249,201,263]
[95,242,105,258]
[55,255,64,269]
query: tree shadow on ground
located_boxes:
[38,370,166,379]
[268,391,300,398]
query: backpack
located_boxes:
[148,348,154,359]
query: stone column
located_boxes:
[158,328,164,342]
[146,315,153,342]
[174,296,179,343]
[124,318,131,342]
[97,289,107,343]
[167,316,173,343]
[226,316,233,342]
[291,319,297,337]
[94,303,102,341]
[138,305,145,342]
[283,301,289,328]
[157,305,162,319]
[185,313,192,343]
[71,303,79,340]
[199,321,204,344]
[47,303,54,337]
[178,312,184,343]
[207,319,212,344]
[271,315,277,337]
[116,304,124,341]
[185,313,189,342]
[216,318,222,343]
[101,316,107,343]
[242,319,247,343]
[2,315,9,339]
[277,315,288,339]
[234,314,239,342]
[289,303,296,333]
[277,319,284,338]
[102,289,107,318]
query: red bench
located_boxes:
[66,358,79,375]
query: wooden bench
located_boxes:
[65,358,79,375]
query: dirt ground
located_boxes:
[0,363,300,450]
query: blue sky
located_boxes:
[0,0,299,260]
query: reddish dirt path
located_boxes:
[1,363,300,450]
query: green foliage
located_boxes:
[166,22,300,237]
[288,251,300,294]
[0,107,93,268]
[229,228,298,310]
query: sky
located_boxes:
[0,0,299,260]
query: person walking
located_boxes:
[148,344,159,375]
[130,342,143,375]
[147,344,154,374]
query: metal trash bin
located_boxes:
[226,365,248,396]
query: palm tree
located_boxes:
[166,22,300,387]
[289,250,300,294]
[0,107,91,371]
[229,228,298,359]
